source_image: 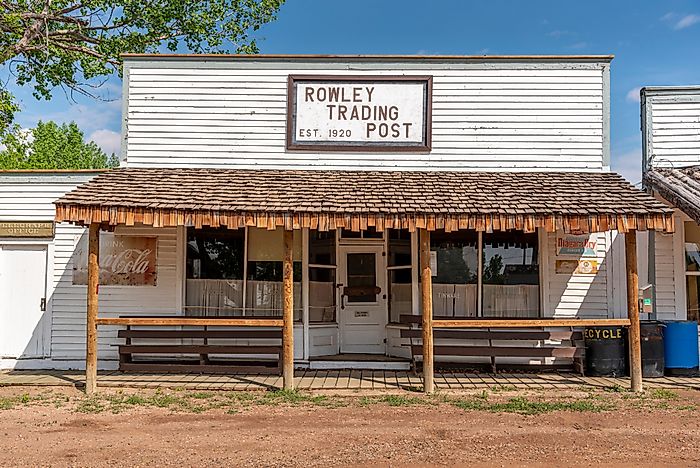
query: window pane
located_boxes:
[685,222,700,272]
[346,253,377,303]
[186,228,244,280]
[340,227,383,239]
[686,276,700,322]
[247,261,302,320]
[388,229,411,267]
[309,229,336,265]
[430,230,478,317]
[185,228,244,315]
[310,267,336,322]
[389,267,412,323]
[482,231,539,317]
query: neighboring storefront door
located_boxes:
[0,245,48,359]
[338,245,387,354]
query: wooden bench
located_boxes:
[399,315,585,375]
[116,316,283,374]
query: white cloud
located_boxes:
[661,12,700,30]
[626,87,642,103]
[568,41,588,50]
[612,147,643,185]
[675,14,700,30]
[88,129,121,155]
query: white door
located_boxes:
[0,245,48,359]
[338,245,387,354]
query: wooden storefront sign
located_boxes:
[287,75,432,152]
[0,221,54,238]
[73,234,157,286]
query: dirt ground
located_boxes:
[0,385,699,467]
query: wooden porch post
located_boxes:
[282,229,295,390]
[625,229,643,393]
[86,223,100,394]
[419,229,434,394]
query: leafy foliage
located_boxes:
[0,0,284,131]
[0,120,118,169]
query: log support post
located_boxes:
[625,229,643,393]
[419,229,434,394]
[86,223,100,394]
[282,229,295,390]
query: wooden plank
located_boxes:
[412,345,582,358]
[420,229,434,394]
[626,230,643,393]
[117,329,283,339]
[282,229,295,390]
[85,223,100,395]
[97,317,283,327]
[401,329,582,340]
[119,345,281,354]
[118,362,279,374]
[432,318,631,328]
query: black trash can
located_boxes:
[584,326,627,377]
[639,321,665,378]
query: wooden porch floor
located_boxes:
[2,370,699,392]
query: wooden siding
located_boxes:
[645,89,700,170]
[50,224,179,361]
[652,231,679,320]
[0,174,98,221]
[123,61,608,171]
[546,231,611,317]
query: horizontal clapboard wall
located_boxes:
[0,173,99,221]
[644,88,700,170]
[123,59,609,171]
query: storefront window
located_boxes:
[388,229,413,323]
[340,226,383,239]
[430,230,478,318]
[684,222,700,321]
[185,227,244,316]
[309,230,337,323]
[247,228,302,319]
[482,231,539,317]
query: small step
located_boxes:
[307,360,411,371]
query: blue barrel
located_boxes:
[663,321,699,376]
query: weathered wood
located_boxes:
[282,229,295,390]
[96,317,283,327]
[401,328,583,341]
[411,345,583,358]
[419,228,434,394]
[85,223,100,395]
[626,230,643,393]
[117,329,283,339]
[432,319,631,328]
[118,363,280,374]
[119,345,281,354]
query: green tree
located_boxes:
[0,120,118,169]
[0,0,284,134]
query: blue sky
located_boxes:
[6,0,700,183]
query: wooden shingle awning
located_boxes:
[54,168,675,233]
[645,166,700,225]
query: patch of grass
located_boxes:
[378,395,428,407]
[605,384,627,393]
[191,392,214,400]
[490,385,517,393]
[0,397,16,410]
[676,404,698,411]
[451,396,614,415]
[76,397,105,414]
[649,388,679,400]
[259,389,328,406]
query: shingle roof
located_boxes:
[55,168,674,233]
[645,166,700,224]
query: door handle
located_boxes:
[40,298,46,312]
[341,293,346,310]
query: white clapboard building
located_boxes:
[642,86,700,326]
[1,55,674,378]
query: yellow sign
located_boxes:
[555,259,599,275]
[0,221,54,238]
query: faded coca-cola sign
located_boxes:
[73,234,157,286]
